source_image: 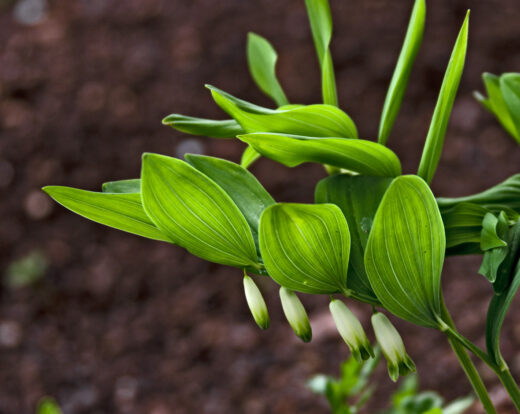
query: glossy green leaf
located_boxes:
[486,223,520,365]
[185,154,275,251]
[102,179,141,193]
[315,175,393,304]
[247,32,288,107]
[208,85,357,138]
[475,73,518,140]
[378,0,425,145]
[417,12,469,184]
[141,153,258,268]
[305,0,337,106]
[364,175,445,328]
[43,186,170,242]
[437,174,520,213]
[500,73,520,143]
[492,220,520,294]
[480,212,508,251]
[162,114,244,138]
[241,145,261,169]
[259,203,350,294]
[239,133,401,177]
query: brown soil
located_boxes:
[1,0,520,413]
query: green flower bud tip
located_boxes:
[243,274,270,330]
[371,312,416,382]
[329,299,374,362]
[279,287,312,342]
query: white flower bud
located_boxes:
[329,299,374,362]
[371,312,416,382]
[243,274,270,330]
[279,287,312,342]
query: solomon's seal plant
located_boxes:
[44,0,520,412]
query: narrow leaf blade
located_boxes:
[102,179,141,194]
[417,11,469,184]
[500,73,520,143]
[378,0,425,145]
[162,114,244,138]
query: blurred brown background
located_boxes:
[1,0,520,413]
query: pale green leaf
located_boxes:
[102,179,140,193]
[378,0,425,145]
[162,114,244,138]
[208,85,357,138]
[315,175,393,304]
[43,186,170,242]
[259,203,350,294]
[500,73,520,143]
[247,32,288,107]
[185,154,275,252]
[417,11,469,184]
[37,397,62,414]
[305,0,337,106]
[364,175,445,328]
[141,153,258,268]
[239,133,401,177]
[241,145,261,169]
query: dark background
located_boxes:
[1,0,520,413]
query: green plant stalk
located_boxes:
[497,368,520,412]
[440,303,497,414]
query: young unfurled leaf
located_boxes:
[315,175,393,304]
[102,179,141,194]
[208,85,357,138]
[365,175,445,328]
[437,174,520,214]
[239,133,401,177]
[480,212,508,251]
[474,73,519,141]
[141,153,259,268]
[417,11,469,184]
[162,114,244,138]
[240,145,261,169]
[185,154,275,251]
[486,225,520,366]
[378,0,426,145]
[500,73,520,143]
[491,220,520,294]
[305,0,337,106]
[43,186,170,242]
[247,32,288,107]
[259,203,350,294]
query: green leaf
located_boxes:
[259,203,350,294]
[241,145,261,169]
[247,32,288,107]
[162,114,244,138]
[437,174,520,214]
[417,11,469,184]
[480,212,508,251]
[305,0,337,106]
[315,175,393,304]
[37,397,62,414]
[239,133,401,177]
[492,220,520,294]
[378,0,425,145]
[475,73,518,140]
[141,153,258,268]
[102,178,141,193]
[208,85,357,138]
[486,223,520,365]
[364,175,445,328]
[43,186,170,242]
[500,73,520,143]
[185,154,275,252]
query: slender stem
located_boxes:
[440,303,497,414]
[496,368,520,412]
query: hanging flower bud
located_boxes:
[371,312,416,382]
[329,299,374,362]
[279,287,312,342]
[243,274,270,330]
